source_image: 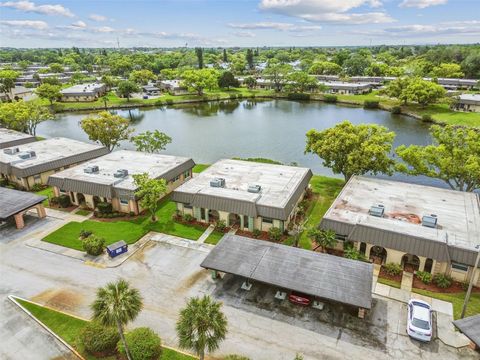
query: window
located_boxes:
[451,262,469,272]
[183,203,193,209]
[262,217,273,224]
[120,198,129,205]
[184,170,191,179]
[33,174,41,183]
[173,175,180,182]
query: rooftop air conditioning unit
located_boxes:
[369,204,385,218]
[17,151,36,160]
[210,178,225,188]
[84,165,99,174]
[3,147,19,155]
[248,184,262,193]
[422,214,438,228]
[114,169,129,178]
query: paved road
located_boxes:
[0,228,477,360]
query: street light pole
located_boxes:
[461,244,480,319]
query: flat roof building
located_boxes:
[48,150,195,214]
[0,128,36,149]
[172,159,312,232]
[60,83,107,102]
[0,137,108,190]
[320,81,372,95]
[320,176,480,286]
[452,94,480,113]
[158,80,191,95]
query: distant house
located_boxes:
[349,76,397,87]
[142,84,160,96]
[452,94,480,112]
[158,80,191,95]
[60,83,107,102]
[0,128,36,150]
[48,150,195,214]
[0,137,108,190]
[320,81,372,95]
[433,78,479,90]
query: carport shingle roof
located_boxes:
[201,234,373,309]
[0,187,46,219]
[453,314,480,347]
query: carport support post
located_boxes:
[461,244,480,319]
[358,307,366,319]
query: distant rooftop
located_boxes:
[0,187,46,219]
[60,83,105,96]
[458,94,480,104]
[320,81,372,89]
[0,128,36,149]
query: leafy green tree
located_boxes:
[382,77,412,104]
[101,75,118,90]
[284,71,318,93]
[244,76,257,89]
[130,130,172,153]
[129,69,156,85]
[35,83,61,105]
[308,61,342,75]
[0,69,20,100]
[133,173,167,221]
[49,63,64,73]
[404,78,445,106]
[0,101,53,135]
[117,80,140,102]
[230,55,247,74]
[246,49,254,70]
[218,71,239,89]
[181,69,219,95]
[396,125,480,192]
[91,279,143,360]
[430,63,464,78]
[80,111,133,151]
[195,47,204,69]
[176,295,228,360]
[305,121,396,181]
[343,53,371,76]
[71,72,87,84]
[263,63,292,92]
[223,49,228,62]
[41,76,61,86]
[307,228,337,253]
[461,52,480,78]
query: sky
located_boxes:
[0,0,479,48]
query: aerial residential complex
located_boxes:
[0,128,36,149]
[48,150,195,214]
[172,159,312,231]
[0,137,109,190]
[321,176,480,285]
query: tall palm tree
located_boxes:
[176,295,228,360]
[91,279,143,360]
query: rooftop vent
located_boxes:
[84,165,99,174]
[247,184,262,193]
[369,204,385,218]
[3,147,20,155]
[18,150,36,160]
[210,178,225,188]
[114,169,129,178]
[422,214,438,228]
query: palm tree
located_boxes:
[315,229,337,253]
[101,94,109,110]
[176,295,228,360]
[91,279,143,360]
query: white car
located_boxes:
[407,299,433,342]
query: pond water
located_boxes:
[36,99,443,187]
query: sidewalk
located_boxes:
[197,224,215,244]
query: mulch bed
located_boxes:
[47,204,77,212]
[235,229,287,243]
[413,275,480,294]
[379,266,402,283]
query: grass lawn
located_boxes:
[192,164,210,173]
[378,277,401,289]
[204,230,225,245]
[284,175,344,249]
[42,199,206,251]
[412,289,480,320]
[34,186,54,206]
[75,209,91,216]
[15,298,195,360]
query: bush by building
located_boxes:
[268,227,282,241]
[79,321,119,356]
[97,202,113,214]
[82,235,106,256]
[433,273,453,288]
[383,262,402,276]
[117,327,162,360]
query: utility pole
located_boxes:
[461,244,480,319]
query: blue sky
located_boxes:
[0,0,479,47]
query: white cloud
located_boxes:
[228,22,321,31]
[71,20,86,28]
[399,0,447,9]
[94,26,115,33]
[89,13,108,22]
[258,0,394,24]
[356,20,480,37]
[0,1,74,17]
[232,31,256,38]
[0,19,48,29]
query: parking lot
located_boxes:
[0,228,477,360]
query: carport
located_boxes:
[201,234,374,316]
[453,314,480,350]
[0,187,47,229]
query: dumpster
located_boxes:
[107,240,128,258]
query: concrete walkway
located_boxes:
[197,224,215,244]
[400,271,413,291]
[150,232,213,252]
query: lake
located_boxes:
[36,99,443,187]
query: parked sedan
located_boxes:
[407,299,433,342]
[288,291,311,306]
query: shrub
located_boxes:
[117,327,162,360]
[82,235,105,256]
[323,94,337,103]
[79,321,119,356]
[383,262,402,276]
[97,202,112,214]
[252,229,261,238]
[461,281,469,291]
[416,271,432,284]
[166,99,174,105]
[79,229,93,239]
[229,94,237,99]
[391,105,401,114]
[268,227,282,241]
[57,194,71,208]
[433,273,453,289]
[129,211,135,217]
[363,100,379,109]
[215,220,227,232]
[344,247,367,261]
[31,183,46,192]
[287,93,310,101]
[183,213,194,223]
[421,114,433,122]
[0,178,8,187]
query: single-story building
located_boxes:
[158,80,191,95]
[314,75,340,82]
[434,78,479,90]
[0,128,36,149]
[171,159,312,232]
[452,94,480,113]
[349,76,397,87]
[201,234,373,315]
[60,83,107,102]
[0,137,109,190]
[48,150,195,214]
[320,81,372,95]
[453,314,480,350]
[320,176,480,285]
[142,85,160,96]
[0,86,35,101]
[0,187,47,229]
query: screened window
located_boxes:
[451,262,468,272]
[262,217,273,224]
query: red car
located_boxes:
[288,291,311,306]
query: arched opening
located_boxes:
[93,196,101,208]
[359,242,367,255]
[228,213,241,227]
[402,254,420,273]
[369,246,387,265]
[208,209,219,223]
[424,258,433,273]
[76,193,86,207]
